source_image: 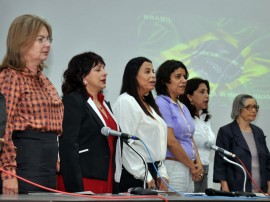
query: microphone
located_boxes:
[205,188,234,197]
[101,127,139,140]
[204,141,236,158]
[205,188,256,197]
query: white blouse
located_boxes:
[113,93,168,183]
[193,111,216,165]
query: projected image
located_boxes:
[137,13,270,105]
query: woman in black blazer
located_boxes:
[213,94,270,194]
[58,52,120,193]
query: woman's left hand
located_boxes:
[192,172,204,181]
[157,177,169,191]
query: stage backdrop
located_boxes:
[1,0,270,190]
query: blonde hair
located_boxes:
[0,14,52,71]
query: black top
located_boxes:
[0,92,6,138]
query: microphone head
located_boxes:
[204,141,213,150]
[205,188,215,196]
[101,127,110,136]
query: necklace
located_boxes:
[93,100,103,111]
[97,105,103,111]
[176,100,195,161]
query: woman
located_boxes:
[213,94,270,194]
[0,14,63,194]
[113,57,169,192]
[180,77,216,192]
[155,60,204,193]
[58,52,120,193]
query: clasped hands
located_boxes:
[190,161,204,181]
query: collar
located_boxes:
[88,92,104,103]
[22,66,42,80]
[159,94,183,109]
[159,94,172,103]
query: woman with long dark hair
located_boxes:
[113,57,169,192]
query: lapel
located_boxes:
[103,101,120,131]
[86,98,105,127]
[231,120,250,153]
[86,97,119,131]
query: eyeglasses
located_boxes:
[243,105,259,111]
[36,36,53,44]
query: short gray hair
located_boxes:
[231,94,256,119]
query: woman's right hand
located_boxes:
[2,178,18,195]
[157,177,169,191]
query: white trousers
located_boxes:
[164,159,194,193]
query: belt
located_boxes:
[165,157,177,161]
[147,161,161,168]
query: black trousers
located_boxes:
[119,161,160,192]
[1,130,58,194]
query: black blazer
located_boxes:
[59,91,118,192]
[213,120,270,192]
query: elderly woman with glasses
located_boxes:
[213,94,270,195]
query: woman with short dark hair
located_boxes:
[155,60,204,192]
[58,51,120,193]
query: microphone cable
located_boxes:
[235,156,267,196]
[138,139,191,196]
[0,168,168,201]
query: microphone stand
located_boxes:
[218,153,246,192]
[123,139,158,195]
[123,139,148,189]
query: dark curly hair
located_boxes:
[179,77,212,122]
[155,60,189,97]
[62,51,105,96]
